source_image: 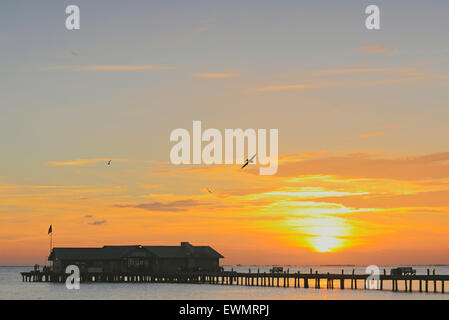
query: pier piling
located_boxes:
[20,268,448,295]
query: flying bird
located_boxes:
[241,154,256,169]
[107,160,112,165]
[206,188,214,194]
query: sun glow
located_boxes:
[289,216,352,253]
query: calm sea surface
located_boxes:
[2,266,449,300]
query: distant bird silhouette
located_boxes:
[206,188,214,194]
[241,154,256,169]
[107,160,112,166]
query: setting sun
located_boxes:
[308,236,344,253]
[287,216,352,253]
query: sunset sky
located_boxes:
[1,0,449,266]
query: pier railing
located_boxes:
[20,269,449,294]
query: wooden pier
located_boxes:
[20,268,449,294]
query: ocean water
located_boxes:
[1,266,449,300]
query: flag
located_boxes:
[48,224,52,235]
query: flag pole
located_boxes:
[47,224,53,269]
[49,224,53,254]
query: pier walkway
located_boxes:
[20,268,449,294]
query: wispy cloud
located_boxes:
[87,220,107,226]
[48,65,175,71]
[191,20,213,33]
[138,184,163,190]
[114,199,201,212]
[310,68,387,77]
[255,84,308,92]
[357,44,393,53]
[356,132,390,139]
[278,151,449,180]
[47,158,123,167]
[270,66,449,90]
[280,151,329,163]
[192,26,209,33]
[193,73,239,79]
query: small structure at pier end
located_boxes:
[48,242,223,273]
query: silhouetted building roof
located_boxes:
[48,243,223,261]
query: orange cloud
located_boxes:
[47,158,125,166]
[310,68,386,77]
[193,73,239,79]
[255,84,308,92]
[277,152,449,180]
[279,151,329,163]
[356,131,390,139]
[357,44,392,53]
